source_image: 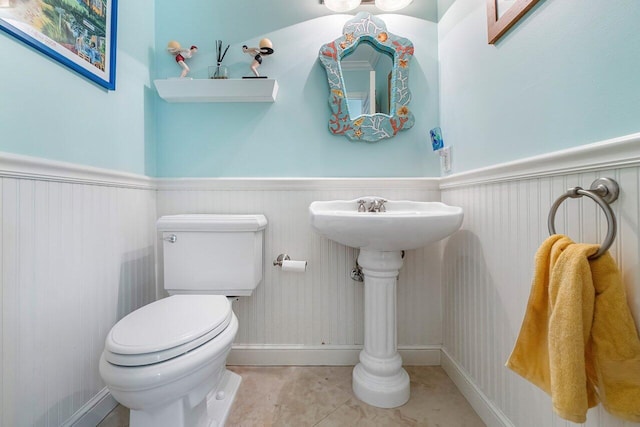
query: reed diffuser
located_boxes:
[210,40,230,79]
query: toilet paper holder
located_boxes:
[273,254,307,272]
[273,254,291,266]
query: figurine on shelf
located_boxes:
[242,38,274,78]
[167,41,198,78]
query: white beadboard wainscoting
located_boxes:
[439,133,640,427]
[0,154,158,427]
[155,178,444,366]
[3,132,640,427]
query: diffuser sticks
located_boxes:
[210,40,230,79]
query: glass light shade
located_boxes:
[324,0,361,12]
[374,0,413,11]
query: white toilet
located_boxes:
[99,214,267,427]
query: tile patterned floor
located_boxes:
[97,366,485,426]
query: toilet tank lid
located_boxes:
[157,214,267,232]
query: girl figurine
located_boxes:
[242,38,274,77]
[167,41,198,78]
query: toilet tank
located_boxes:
[157,214,267,296]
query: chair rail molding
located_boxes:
[0,151,153,189]
[440,132,640,189]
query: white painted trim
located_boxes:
[4,132,638,192]
[340,60,374,71]
[228,345,441,366]
[440,132,640,189]
[401,346,442,366]
[440,348,514,427]
[0,151,153,189]
[0,152,441,191]
[63,387,118,427]
[155,177,441,191]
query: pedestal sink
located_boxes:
[309,196,464,408]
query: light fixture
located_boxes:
[321,0,412,12]
[323,0,361,12]
[374,0,413,11]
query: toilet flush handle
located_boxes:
[163,234,177,243]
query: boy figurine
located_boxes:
[167,41,198,78]
[242,38,274,78]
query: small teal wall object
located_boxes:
[430,127,444,151]
[319,12,415,142]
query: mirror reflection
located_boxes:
[341,41,394,118]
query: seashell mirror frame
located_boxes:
[318,12,415,142]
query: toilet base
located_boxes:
[206,369,242,426]
[129,370,242,427]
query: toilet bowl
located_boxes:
[100,214,268,427]
[99,295,241,427]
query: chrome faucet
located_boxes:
[369,198,386,212]
[357,198,386,212]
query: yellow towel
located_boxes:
[506,235,640,423]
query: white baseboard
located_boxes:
[440,348,514,427]
[228,344,441,366]
[64,387,118,427]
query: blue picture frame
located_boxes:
[0,0,117,90]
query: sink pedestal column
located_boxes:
[353,249,409,408]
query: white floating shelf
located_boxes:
[154,78,278,103]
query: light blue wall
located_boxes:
[5,1,637,178]
[0,0,156,175]
[154,1,441,177]
[438,0,640,174]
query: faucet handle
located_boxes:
[357,199,367,212]
[377,199,387,212]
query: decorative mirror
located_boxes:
[319,12,415,142]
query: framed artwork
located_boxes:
[487,0,539,44]
[0,0,117,90]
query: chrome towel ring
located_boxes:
[547,177,619,260]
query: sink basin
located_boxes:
[309,197,464,251]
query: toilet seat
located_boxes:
[104,295,232,367]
